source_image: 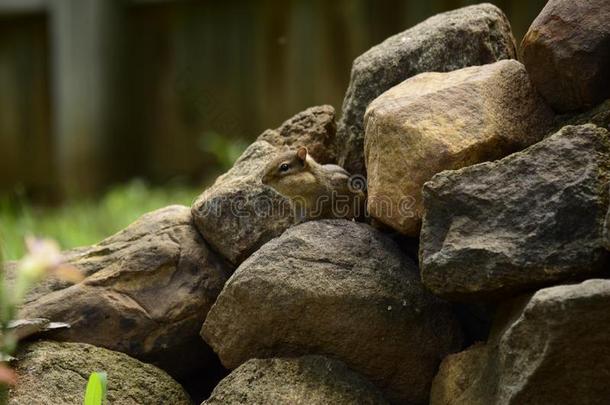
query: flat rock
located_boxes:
[336,3,516,176]
[203,355,388,405]
[7,340,190,405]
[365,60,554,236]
[201,220,462,404]
[18,205,230,377]
[521,0,610,112]
[431,279,610,404]
[421,124,610,300]
[192,105,337,265]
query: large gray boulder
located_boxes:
[203,356,388,405]
[8,341,190,405]
[337,3,517,176]
[521,0,610,112]
[192,105,337,265]
[431,279,610,405]
[364,60,554,236]
[420,124,610,300]
[17,205,230,377]
[201,220,462,404]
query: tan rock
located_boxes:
[337,3,517,176]
[364,59,554,235]
[430,343,488,405]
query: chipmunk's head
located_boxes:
[261,146,308,195]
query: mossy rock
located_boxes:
[8,340,190,404]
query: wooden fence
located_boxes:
[0,0,546,198]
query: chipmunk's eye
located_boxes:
[279,163,290,173]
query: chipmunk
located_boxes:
[261,146,365,222]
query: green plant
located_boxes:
[0,180,201,260]
[84,371,107,405]
[198,131,248,171]
[0,246,16,401]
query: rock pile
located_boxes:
[364,59,554,235]
[202,220,461,404]
[7,1,610,404]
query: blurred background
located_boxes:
[0,0,546,258]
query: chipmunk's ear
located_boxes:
[296,146,308,162]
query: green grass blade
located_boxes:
[84,371,107,405]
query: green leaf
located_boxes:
[84,371,107,405]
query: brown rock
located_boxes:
[203,356,389,405]
[192,105,337,265]
[520,0,610,112]
[17,205,230,377]
[364,60,554,236]
[430,279,610,404]
[429,343,488,405]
